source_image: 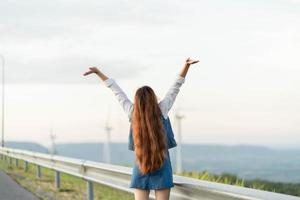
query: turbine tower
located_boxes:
[0,54,5,148]
[49,122,57,155]
[175,109,184,174]
[103,107,112,164]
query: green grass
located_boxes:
[176,170,300,197]
[0,156,134,200]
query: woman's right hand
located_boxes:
[185,58,199,65]
[179,57,199,78]
[83,67,101,76]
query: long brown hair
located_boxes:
[132,86,167,175]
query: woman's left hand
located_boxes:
[83,67,101,76]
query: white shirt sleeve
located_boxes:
[103,78,133,120]
[159,74,185,119]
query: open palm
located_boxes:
[83,67,100,76]
[186,58,199,65]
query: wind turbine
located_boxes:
[175,107,184,174]
[0,54,5,148]
[49,122,57,155]
[103,106,112,164]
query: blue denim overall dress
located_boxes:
[128,115,177,190]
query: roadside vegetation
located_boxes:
[1,157,299,199]
[0,157,134,200]
[176,170,300,197]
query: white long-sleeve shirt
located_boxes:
[104,75,185,121]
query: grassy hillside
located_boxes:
[5,141,49,153]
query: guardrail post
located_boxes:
[24,161,29,172]
[87,180,94,200]
[16,159,19,168]
[36,165,41,178]
[9,157,12,166]
[55,171,60,189]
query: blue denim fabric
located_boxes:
[128,115,176,189]
[129,150,174,189]
[128,115,177,151]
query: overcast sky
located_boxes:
[0,0,299,149]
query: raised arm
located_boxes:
[83,67,133,119]
[159,58,199,118]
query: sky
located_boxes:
[0,0,299,149]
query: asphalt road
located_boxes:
[0,170,39,200]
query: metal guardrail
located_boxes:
[0,147,299,200]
